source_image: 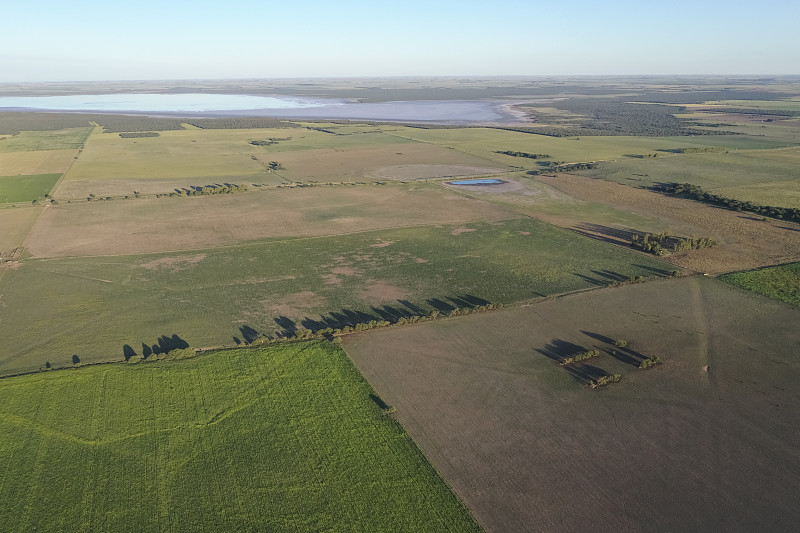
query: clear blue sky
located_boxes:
[3,0,798,82]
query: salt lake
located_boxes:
[0,93,511,122]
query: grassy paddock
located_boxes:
[0,173,60,203]
[0,149,79,175]
[0,218,672,374]
[721,262,800,306]
[0,341,482,532]
[0,127,92,152]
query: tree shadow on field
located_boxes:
[72,354,80,365]
[123,344,137,361]
[564,363,610,386]
[581,330,647,367]
[633,264,673,276]
[573,272,605,286]
[369,394,390,410]
[133,334,190,359]
[571,222,644,247]
[239,325,261,344]
[535,339,588,364]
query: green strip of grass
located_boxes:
[720,262,800,307]
[0,173,61,203]
[0,341,483,532]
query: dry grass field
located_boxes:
[532,173,800,274]
[55,126,509,198]
[25,183,514,257]
[0,149,78,175]
[343,276,800,533]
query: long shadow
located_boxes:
[123,344,137,362]
[369,394,390,410]
[72,354,81,365]
[591,269,630,282]
[573,272,605,286]
[571,222,644,247]
[141,343,153,359]
[535,339,588,364]
[581,330,648,366]
[239,325,261,344]
[633,264,674,276]
[564,363,609,386]
[274,316,297,338]
[427,298,455,313]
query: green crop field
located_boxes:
[0,127,93,152]
[0,218,673,375]
[721,262,800,307]
[0,341,482,532]
[0,173,60,202]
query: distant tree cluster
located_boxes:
[187,118,299,129]
[119,131,160,138]
[657,182,800,222]
[249,137,292,147]
[527,162,598,175]
[95,116,185,132]
[494,150,551,159]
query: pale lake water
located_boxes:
[0,93,510,122]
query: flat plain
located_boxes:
[343,276,800,533]
[0,218,672,375]
[2,77,800,532]
[0,341,482,532]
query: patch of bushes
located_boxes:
[590,374,621,388]
[639,356,662,370]
[560,349,600,365]
[249,137,292,146]
[527,162,598,175]
[174,183,249,196]
[494,150,550,159]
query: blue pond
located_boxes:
[447,179,505,185]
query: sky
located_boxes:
[2,0,798,82]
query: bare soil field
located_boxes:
[24,183,515,257]
[343,276,800,533]
[0,149,78,175]
[532,173,800,273]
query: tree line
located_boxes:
[657,182,800,222]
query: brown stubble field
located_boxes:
[343,276,800,533]
[532,173,800,273]
[24,183,515,257]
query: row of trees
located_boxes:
[494,150,551,159]
[250,303,505,345]
[658,182,800,222]
[527,162,598,175]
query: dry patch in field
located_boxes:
[24,184,515,258]
[0,149,78,175]
[263,291,327,317]
[450,227,477,235]
[533,173,800,273]
[343,277,800,533]
[359,280,410,302]
[138,253,207,271]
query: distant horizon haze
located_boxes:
[3,0,798,83]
